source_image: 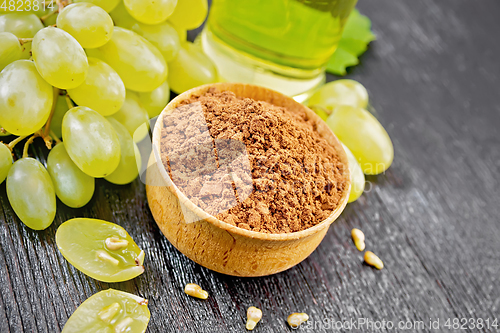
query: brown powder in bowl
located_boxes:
[159,89,347,234]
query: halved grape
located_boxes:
[32,27,88,89]
[326,106,394,175]
[110,91,149,142]
[98,27,168,92]
[49,96,70,139]
[138,80,170,118]
[0,144,13,184]
[168,41,217,94]
[342,143,365,203]
[62,106,121,178]
[67,57,126,116]
[73,0,120,13]
[124,0,177,25]
[308,80,369,114]
[6,157,56,230]
[168,0,208,30]
[104,118,141,185]
[131,21,180,61]
[0,32,22,71]
[47,143,95,208]
[56,218,145,282]
[57,3,114,49]
[0,13,44,58]
[0,60,53,136]
[62,289,150,333]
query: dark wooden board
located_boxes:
[1,0,500,332]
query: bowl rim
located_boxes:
[151,82,351,241]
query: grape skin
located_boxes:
[0,60,53,136]
[110,91,149,142]
[0,144,13,184]
[56,218,145,283]
[47,143,95,208]
[168,41,218,94]
[62,106,121,178]
[168,0,208,30]
[73,0,120,13]
[49,96,70,139]
[6,157,56,230]
[131,21,181,62]
[98,27,168,92]
[105,118,142,185]
[0,13,44,59]
[61,289,150,333]
[308,79,369,111]
[138,80,170,118]
[67,57,126,116]
[57,3,114,49]
[109,0,136,29]
[342,143,365,203]
[326,105,394,175]
[0,32,22,71]
[124,0,178,25]
[32,27,89,89]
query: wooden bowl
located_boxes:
[146,83,350,277]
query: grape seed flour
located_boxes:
[160,89,347,233]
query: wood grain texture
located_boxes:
[1,0,500,332]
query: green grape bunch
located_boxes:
[0,0,215,233]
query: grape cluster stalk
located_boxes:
[0,0,217,232]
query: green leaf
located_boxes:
[326,9,376,76]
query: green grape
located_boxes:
[124,0,177,25]
[308,80,369,115]
[0,143,12,184]
[6,157,56,230]
[341,143,365,203]
[62,289,150,333]
[57,3,114,49]
[104,118,141,185]
[0,13,44,59]
[326,106,394,175]
[109,1,136,29]
[110,91,149,142]
[98,27,168,92]
[49,96,70,138]
[138,80,170,118]
[32,27,88,90]
[47,143,95,208]
[67,57,125,116]
[168,0,207,30]
[73,0,120,13]
[168,41,218,94]
[0,60,53,136]
[309,105,329,122]
[0,31,22,71]
[62,106,121,178]
[170,22,186,42]
[56,218,145,282]
[131,21,180,61]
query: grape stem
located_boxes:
[22,133,40,158]
[50,131,62,145]
[40,10,58,22]
[18,38,33,46]
[7,136,27,151]
[65,94,75,109]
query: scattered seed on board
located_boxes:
[351,228,365,251]
[184,283,209,299]
[364,251,384,269]
[287,312,309,328]
[246,306,262,330]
